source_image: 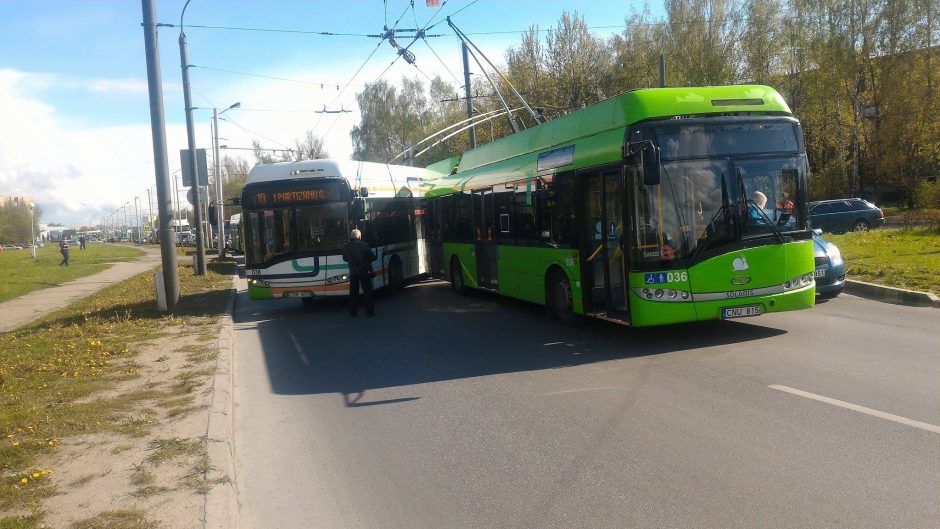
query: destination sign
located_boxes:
[244,182,347,208]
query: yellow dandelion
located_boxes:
[12,441,19,447]
[21,478,28,485]
[32,472,40,478]
[5,434,12,438]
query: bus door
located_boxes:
[582,169,628,315]
[472,188,498,289]
[428,199,444,277]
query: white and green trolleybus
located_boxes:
[242,159,428,300]
[424,85,816,326]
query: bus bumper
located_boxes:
[629,284,816,327]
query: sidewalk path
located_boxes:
[0,245,171,333]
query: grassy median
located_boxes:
[0,259,235,527]
[0,244,146,303]
[827,229,940,295]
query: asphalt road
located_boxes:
[231,278,939,529]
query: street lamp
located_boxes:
[211,101,239,258]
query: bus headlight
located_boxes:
[326,274,349,284]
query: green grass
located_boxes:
[827,229,940,295]
[0,259,235,525]
[70,509,159,529]
[0,244,145,302]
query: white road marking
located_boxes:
[288,331,309,365]
[543,386,621,396]
[769,384,940,435]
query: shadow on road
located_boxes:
[235,279,787,405]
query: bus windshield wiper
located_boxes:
[689,205,732,265]
[746,199,785,243]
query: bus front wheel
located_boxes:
[450,258,467,295]
[548,272,582,325]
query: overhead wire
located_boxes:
[190,65,360,88]
[219,116,292,150]
[313,0,414,136]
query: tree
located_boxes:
[293,131,329,161]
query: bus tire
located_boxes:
[450,257,467,295]
[548,270,583,325]
[387,257,404,291]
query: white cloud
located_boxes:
[0,68,191,226]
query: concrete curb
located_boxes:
[844,279,940,309]
[203,278,239,529]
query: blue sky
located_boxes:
[0,1,664,226]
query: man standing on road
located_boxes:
[59,237,70,266]
[342,229,376,317]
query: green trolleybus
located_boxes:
[424,85,816,326]
[242,159,428,300]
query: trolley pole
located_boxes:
[461,41,476,149]
[141,0,180,309]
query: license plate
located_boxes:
[286,291,312,298]
[721,305,761,319]
[813,269,826,278]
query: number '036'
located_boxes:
[668,272,688,282]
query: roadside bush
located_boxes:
[914,180,940,208]
[899,209,940,231]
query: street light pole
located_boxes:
[179,0,207,275]
[213,101,239,258]
[134,196,140,243]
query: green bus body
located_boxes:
[424,85,816,327]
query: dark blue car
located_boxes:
[812,230,846,298]
[809,198,885,233]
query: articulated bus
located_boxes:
[424,85,816,327]
[242,159,428,300]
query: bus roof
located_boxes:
[424,85,791,196]
[246,158,435,198]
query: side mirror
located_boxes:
[642,144,661,186]
[359,187,370,198]
[813,228,823,236]
[352,198,366,221]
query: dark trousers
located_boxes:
[60,249,69,266]
[348,273,374,316]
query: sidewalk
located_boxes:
[0,245,170,333]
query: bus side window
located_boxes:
[548,174,577,246]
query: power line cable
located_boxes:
[219,116,292,149]
[191,65,360,88]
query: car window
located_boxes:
[829,201,851,213]
[811,203,832,214]
[849,200,869,210]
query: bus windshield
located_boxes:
[245,203,348,265]
[632,120,806,268]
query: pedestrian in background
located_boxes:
[59,238,70,266]
[342,229,376,317]
[79,234,86,250]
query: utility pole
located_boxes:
[461,41,476,149]
[147,187,153,243]
[141,0,180,309]
[179,3,207,275]
[660,54,666,88]
[134,196,140,243]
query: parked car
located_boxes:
[812,229,846,298]
[809,198,884,233]
[1,244,23,250]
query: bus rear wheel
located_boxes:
[548,271,582,325]
[450,258,466,295]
